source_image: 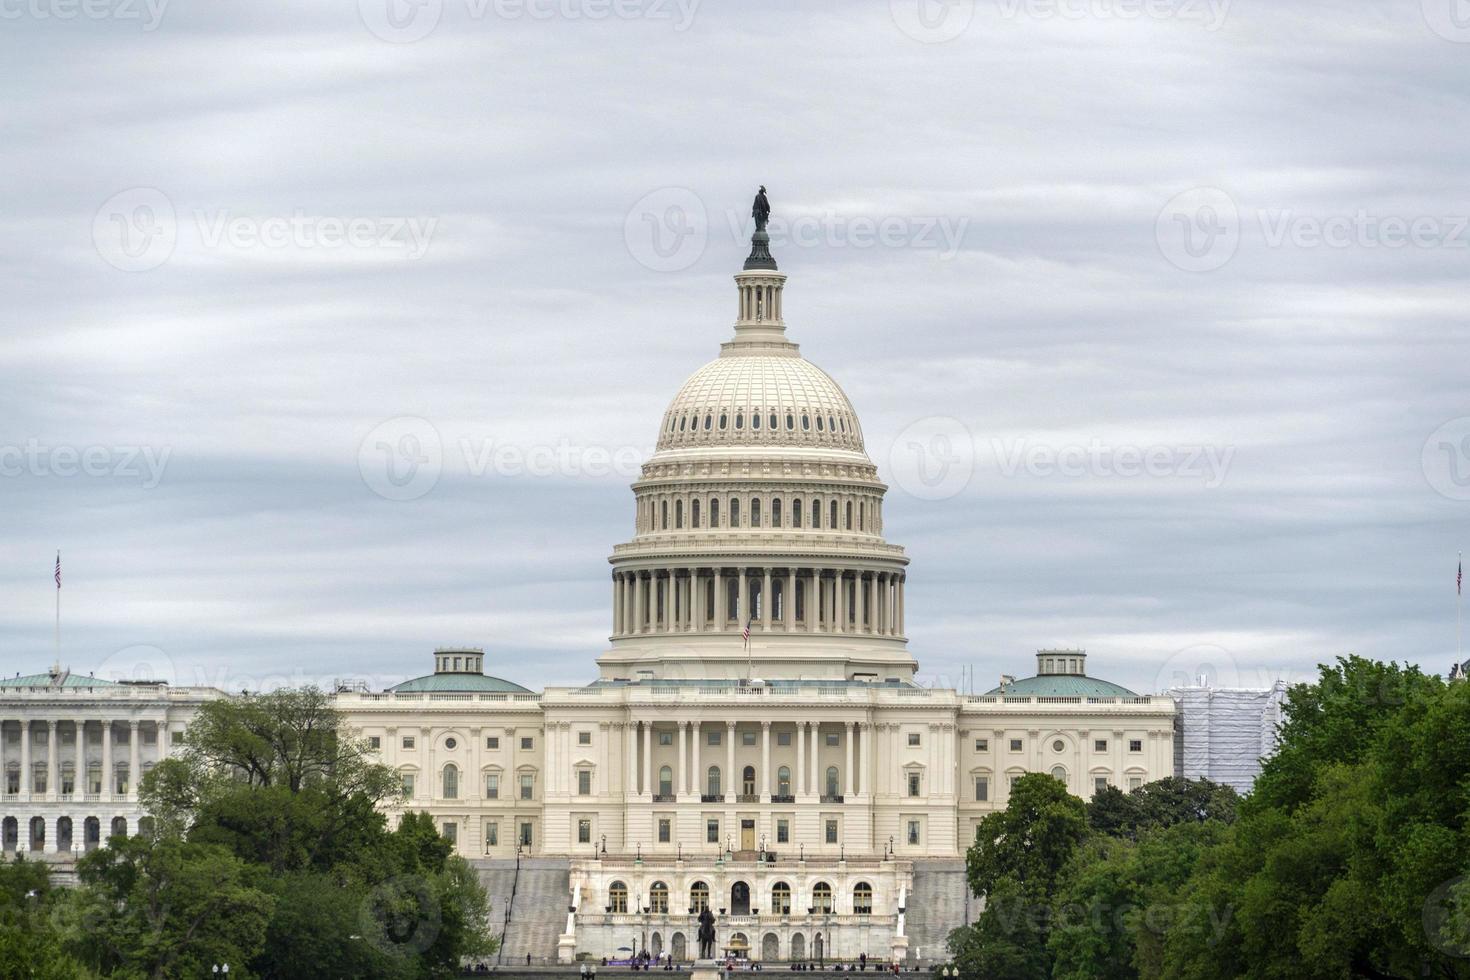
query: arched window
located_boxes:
[825,766,839,797]
[830,501,838,529]
[661,500,668,530]
[676,500,684,528]
[811,499,821,529]
[1051,766,1067,783]
[772,882,792,914]
[742,766,756,797]
[858,501,864,531]
[752,411,761,430]
[692,498,701,528]
[707,766,721,798]
[777,766,791,796]
[817,415,825,431]
[751,497,761,527]
[812,882,833,914]
[659,766,673,797]
[730,497,741,528]
[802,414,810,431]
[719,413,728,430]
[691,881,710,913]
[735,412,744,429]
[651,881,669,913]
[845,501,852,529]
[853,883,873,914]
[610,881,629,914]
[772,498,782,526]
[786,414,795,430]
[793,498,802,528]
[769,413,778,431]
[704,414,712,430]
[710,498,720,526]
[442,763,459,799]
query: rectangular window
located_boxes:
[975,776,989,801]
[1129,777,1142,791]
[486,821,499,847]
[520,773,534,800]
[401,773,415,795]
[443,822,457,845]
[907,772,921,797]
[908,732,921,747]
[1129,739,1143,753]
[659,732,673,746]
[1008,774,1020,788]
[707,819,719,843]
[825,819,838,844]
[487,736,499,749]
[368,736,381,750]
[826,733,839,746]
[742,731,756,746]
[974,738,988,752]
[486,773,500,799]
[578,819,591,844]
[777,732,791,746]
[519,822,533,847]
[403,736,416,750]
[658,818,671,843]
[1094,739,1108,752]
[907,820,920,845]
[1009,738,1022,752]
[578,731,591,745]
[578,770,592,796]
[776,819,789,844]
[1094,776,1108,794]
[521,737,534,750]
[171,730,184,746]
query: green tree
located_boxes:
[0,856,98,980]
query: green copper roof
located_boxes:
[984,674,1139,698]
[389,673,530,694]
[0,671,119,689]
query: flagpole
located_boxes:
[54,549,61,665]
[1459,550,1462,664]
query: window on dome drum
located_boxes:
[975,776,989,801]
[786,414,794,430]
[730,497,741,527]
[609,882,628,914]
[772,882,791,914]
[707,766,721,796]
[720,413,728,429]
[691,882,710,913]
[802,414,810,430]
[813,882,833,912]
[1094,739,1107,752]
[692,499,700,527]
[675,500,683,528]
[661,500,668,529]
[710,498,719,526]
[769,413,777,429]
[793,498,802,527]
[816,415,824,431]
[853,883,873,915]
[735,412,743,429]
[651,882,669,913]
[811,499,821,528]
[752,412,760,430]
[442,764,459,799]
[751,497,761,526]
[830,501,838,528]
[578,819,591,844]
[845,501,853,529]
[705,414,712,430]
[678,416,685,431]
[1130,739,1143,752]
[772,497,782,526]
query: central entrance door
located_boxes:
[740,819,755,851]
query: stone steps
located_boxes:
[473,857,572,964]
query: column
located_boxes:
[714,568,725,630]
[46,721,58,800]
[678,721,689,797]
[692,721,702,796]
[75,720,86,796]
[853,722,863,795]
[736,567,748,627]
[634,573,646,633]
[725,721,736,797]
[661,572,673,632]
[626,721,639,796]
[785,569,796,630]
[613,575,622,634]
[898,576,906,635]
[127,721,140,799]
[810,722,820,795]
[19,722,30,796]
[836,573,847,634]
[761,722,772,798]
[691,571,703,633]
[761,568,772,631]
[844,722,855,797]
[796,721,806,796]
[157,719,170,761]
[857,573,867,633]
[100,721,112,800]
[642,722,652,797]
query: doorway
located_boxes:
[731,881,750,915]
[740,819,755,851]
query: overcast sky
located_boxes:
[1,0,1467,696]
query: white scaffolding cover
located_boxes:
[1169,682,1288,794]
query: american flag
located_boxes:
[54,551,61,589]
[742,618,751,646]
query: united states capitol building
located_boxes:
[1,206,1193,965]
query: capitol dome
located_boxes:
[656,352,866,455]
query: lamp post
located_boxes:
[211,965,229,976]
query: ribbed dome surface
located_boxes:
[657,353,865,452]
